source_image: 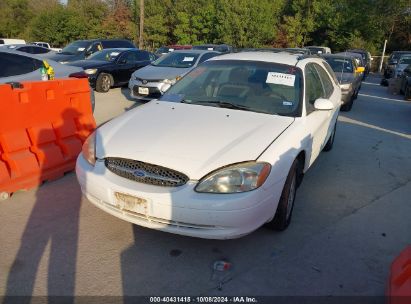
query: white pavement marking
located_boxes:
[358,93,407,103]
[362,82,381,86]
[339,116,411,139]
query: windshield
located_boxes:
[160,60,302,117]
[61,41,90,55]
[155,47,171,54]
[309,47,325,54]
[151,52,200,68]
[88,49,121,61]
[324,57,354,73]
[399,56,411,65]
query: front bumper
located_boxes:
[76,154,282,239]
[128,79,166,101]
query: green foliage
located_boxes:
[0,0,409,53]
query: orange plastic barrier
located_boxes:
[387,246,411,304]
[0,78,95,198]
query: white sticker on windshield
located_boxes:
[266,72,296,86]
[169,48,174,51]
[207,48,213,50]
[283,101,293,106]
[183,57,194,62]
[78,47,85,51]
[110,52,120,56]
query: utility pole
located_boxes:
[139,0,144,49]
[379,39,387,73]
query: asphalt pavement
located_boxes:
[1,76,410,299]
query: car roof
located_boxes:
[0,48,58,62]
[4,44,49,49]
[208,51,301,65]
[168,49,219,54]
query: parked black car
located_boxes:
[46,39,136,64]
[68,48,156,93]
[399,64,411,100]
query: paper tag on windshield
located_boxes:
[169,48,174,51]
[78,47,85,51]
[207,48,213,50]
[110,52,120,56]
[266,72,295,86]
[183,57,194,62]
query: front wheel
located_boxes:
[96,73,112,93]
[323,122,336,152]
[405,86,411,101]
[265,159,298,231]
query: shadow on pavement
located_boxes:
[3,109,82,303]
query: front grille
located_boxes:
[135,77,164,83]
[105,157,189,187]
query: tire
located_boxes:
[323,122,336,152]
[265,159,299,231]
[340,97,353,112]
[96,73,112,93]
[405,86,411,101]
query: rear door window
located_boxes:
[135,51,150,61]
[0,53,43,77]
[31,46,50,54]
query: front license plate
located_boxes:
[114,192,147,215]
[138,86,149,95]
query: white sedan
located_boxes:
[76,52,341,239]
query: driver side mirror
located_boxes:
[85,50,93,57]
[119,59,127,64]
[314,98,334,111]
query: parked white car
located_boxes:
[76,52,341,239]
[32,41,62,52]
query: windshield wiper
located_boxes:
[184,100,273,114]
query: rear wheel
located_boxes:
[96,73,112,93]
[265,159,298,231]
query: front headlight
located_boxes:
[195,162,271,193]
[340,83,352,91]
[82,131,96,166]
[84,68,98,75]
[162,78,176,85]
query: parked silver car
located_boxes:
[128,50,220,101]
[322,54,363,111]
[0,49,95,111]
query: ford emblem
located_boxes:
[133,169,146,178]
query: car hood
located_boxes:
[396,63,409,71]
[336,72,355,84]
[96,101,294,180]
[132,65,192,81]
[68,60,112,69]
